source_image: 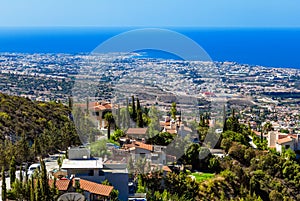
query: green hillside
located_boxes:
[0,93,80,166]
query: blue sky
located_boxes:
[0,0,299,27]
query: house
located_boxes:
[92,101,116,130]
[276,137,295,153]
[267,131,300,153]
[124,141,167,165]
[61,147,128,201]
[49,178,114,201]
[126,128,148,140]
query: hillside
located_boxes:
[0,93,80,166]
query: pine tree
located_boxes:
[2,166,6,201]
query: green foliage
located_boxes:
[136,175,146,193]
[208,157,221,173]
[146,132,174,145]
[222,130,249,146]
[164,172,199,200]
[9,156,16,186]
[89,139,111,158]
[110,129,125,142]
[0,93,81,165]
[170,102,177,120]
[1,166,6,201]
[104,112,114,140]
[131,95,137,121]
[147,106,161,138]
[191,172,215,183]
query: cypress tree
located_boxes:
[86,97,89,116]
[126,97,130,128]
[68,96,73,110]
[30,178,35,201]
[131,95,137,121]
[40,159,50,200]
[1,166,6,201]
[35,178,42,201]
[9,156,16,186]
[223,105,227,131]
[170,102,177,120]
[136,98,143,127]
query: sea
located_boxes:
[0,27,299,69]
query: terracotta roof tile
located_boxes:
[134,141,153,151]
[73,179,113,197]
[48,179,71,191]
[277,137,293,145]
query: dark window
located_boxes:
[99,170,105,176]
[88,170,94,176]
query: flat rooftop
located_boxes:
[61,158,103,169]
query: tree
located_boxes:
[90,139,111,158]
[30,178,35,201]
[208,157,221,173]
[263,122,273,134]
[136,98,143,128]
[126,97,130,128]
[111,129,125,141]
[104,112,114,140]
[101,180,119,201]
[131,96,137,121]
[269,190,283,201]
[170,102,177,120]
[9,156,16,186]
[86,97,89,116]
[68,96,73,110]
[148,106,161,138]
[57,157,62,170]
[2,166,6,201]
[40,159,50,200]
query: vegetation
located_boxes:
[136,107,300,200]
[191,172,214,183]
[7,159,59,201]
[0,93,81,166]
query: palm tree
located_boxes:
[104,112,114,140]
[263,122,273,134]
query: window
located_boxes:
[99,170,105,176]
[285,145,290,149]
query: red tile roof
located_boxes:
[73,179,113,197]
[48,179,71,191]
[134,141,153,151]
[123,141,153,151]
[277,137,293,145]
